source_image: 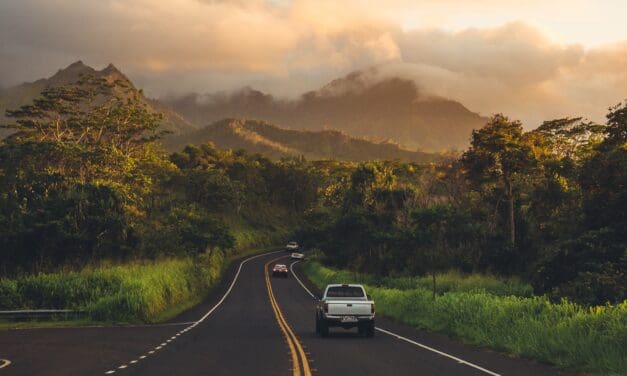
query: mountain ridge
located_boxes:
[164,118,441,162]
[162,69,488,151]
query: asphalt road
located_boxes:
[0,251,568,376]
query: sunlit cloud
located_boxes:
[0,0,625,126]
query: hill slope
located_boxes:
[0,61,195,139]
[163,69,488,151]
[164,118,440,162]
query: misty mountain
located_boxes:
[164,118,441,163]
[0,61,195,139]
[162,69,488,151]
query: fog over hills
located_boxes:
[1,62,484,158]
[164,118,441,163]
[162,68,488,151]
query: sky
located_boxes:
[0,0,625,127]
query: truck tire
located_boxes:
[319,319,329,337]
[365,323,375,338]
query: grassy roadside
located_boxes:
[0,252,225,325]
[0,225,285,329]
[302,260,627,376]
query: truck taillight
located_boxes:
[324,303,329,313]
[371,303,375,314]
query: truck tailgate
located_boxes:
[327,300,373,316]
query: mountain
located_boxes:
[162,69,488,151]
[0,61,195,139]
[164,118,441,162]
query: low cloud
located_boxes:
[389,22,626,125]
[0,0,624,126]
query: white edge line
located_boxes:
[103,250,283,374]
[0,359,11,369]
[289,261,501,376]
[289,261,316,298]
[195,250,282,324]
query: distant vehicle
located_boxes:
[315,284,375,338]
[285,241,299,251]
[290,252,305,260]
[272,264,289,278]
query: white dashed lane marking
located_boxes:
[103,250,282,374]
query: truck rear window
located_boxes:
[326,286,364,298]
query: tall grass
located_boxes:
[303,261,627,375]
[0,218,285,324]
[0,250,224,323]
[305,260,533,297]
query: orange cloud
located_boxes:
[0,0,624,126]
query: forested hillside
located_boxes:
[1,74,624,309]
[0,76,317,274]
[298,106,626,306]
[164,118,441,162]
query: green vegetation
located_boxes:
[164,118,440,163]
[0,73,624,373]
[303,259,533,297]
[0,76,314,275]
[298,106,626,306]
[303,261,627,375]
[0,76,314,323]
[0,251,223,323]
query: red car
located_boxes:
[272,264,289,278]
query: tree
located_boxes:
[0,76,168,272]
[531,102,627,305]
[3,76,164,156]
[462,114,534,246]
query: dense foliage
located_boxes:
[299,104,626,306]
[0,77,317,274]
[1,76,624,307]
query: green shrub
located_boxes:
[0,279,21,309]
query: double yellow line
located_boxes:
[264,256,312,376]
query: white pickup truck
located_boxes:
[315,284,375,337]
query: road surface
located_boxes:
[0,251,568,375]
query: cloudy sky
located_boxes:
[1,0,625,126]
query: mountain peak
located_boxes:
[59,60,94,74]
[101,63,120,75]
[67,60,87,68]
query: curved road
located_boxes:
[0,251,567,375]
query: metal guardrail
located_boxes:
[0,309,86,320]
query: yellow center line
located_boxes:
[265,256,312,376]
